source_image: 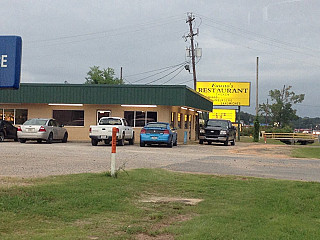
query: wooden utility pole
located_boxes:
[256,57,259,116]
[186,13,197,90]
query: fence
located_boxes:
[262,132,318,145]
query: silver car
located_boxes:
[17,118,68,144]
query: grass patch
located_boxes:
[1,169,320,239]
[292,146,320,159]
[239,136,286,144]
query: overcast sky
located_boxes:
[2,0,320,117]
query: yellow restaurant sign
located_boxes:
[197,81,251,106]
[209,109,236,122]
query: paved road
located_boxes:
[1,141,319,182]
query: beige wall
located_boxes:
[170,106,197,142]
[1,103,198,143]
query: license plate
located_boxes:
[151,136,158,140]
[26,128,34,132]
[101,135,108,139]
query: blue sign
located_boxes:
[0,36,22,89]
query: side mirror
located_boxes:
[60,124,64,127]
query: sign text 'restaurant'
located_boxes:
[197,81,251,106]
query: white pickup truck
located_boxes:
[89,117,134,146]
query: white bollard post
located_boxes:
[111,127,117,177]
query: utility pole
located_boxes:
[120,67,123,82]
[186,13,198,90]
[256,57,259,116]
[253,56,260,142]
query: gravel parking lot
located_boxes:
[1,141,320,182]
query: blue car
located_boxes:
[140,122,177,148]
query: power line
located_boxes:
[296,103,320,108]
[202,22,320,60]
[124,62,187,78]
[24,16,184,48]
[197,13,320,55]
[199,31,320,68]
[145,65,185,85]
[161,66,185,85]
[128,62,186,84]
[176,78,193,84]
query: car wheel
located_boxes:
[19,139,26,143]
[62,132,68,143]
[231,139,235,146]
[199,139,204,144]
[140,141,145,147]
[37,139,42,143]
[104,140,110,145]
[208,141,212,145]
[224,138,229,146]
[167,138,173,148]
[129,133,134,145]
[173,138,177,146]
[118,134,125,146]
[0,132,4,142]
[91,139,98,146]
[46,133,53,144]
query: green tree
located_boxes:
[259,85,304,128]
[85,66,124,85]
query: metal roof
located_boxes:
[0,83,213,111]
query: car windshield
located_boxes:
[206,120,228,128]
[145,123,167,128]
[23,119,48,125]
[99,118,122,125]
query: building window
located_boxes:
[0,109,28,125]
[135,111,146,127]
[147,111,157,124]
[170,112,176,128]
[184,114,189,129]
[124,111,157,127]
[124,111,134,126]
[53,110,84,126]
[15,109,28,124]
[4,109,14,123]
[177,113,182,129]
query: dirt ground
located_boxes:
[228,143,293,159]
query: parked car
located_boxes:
[199,119,236,146]
[140,122,177,148]
[89,117,134,146]
[17,118,68,144]
[0,120,18,142]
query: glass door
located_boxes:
[97,110,111,124]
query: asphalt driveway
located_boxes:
[1,141,319,182]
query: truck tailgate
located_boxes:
[90,126,113,136]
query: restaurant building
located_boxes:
[0,83,212,143]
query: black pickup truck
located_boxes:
[0,120,18,142]
[199,119,236,146]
